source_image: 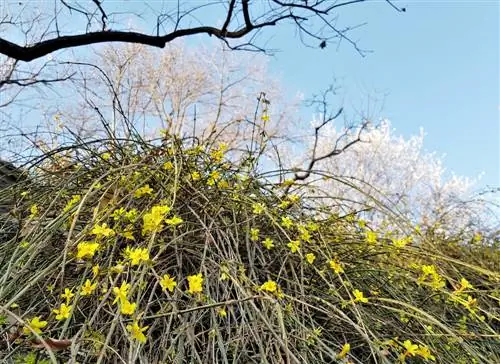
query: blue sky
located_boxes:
[265,1,499,189]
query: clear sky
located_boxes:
[264,1,499,189]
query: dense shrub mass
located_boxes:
[0,132,498,364]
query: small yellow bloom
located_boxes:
[329,259,344,274]
[165,215,183,227]
[250,228,260,242]
[53,303,72,320]
[23,316,48,335]
[91,223,115,238]
[416,345,436,361]
[403,339,419,357]
[365,231,377,244]
[76,241,100,260]
[352,289,368,303]
[259,280,277,293]
[19,241,29,248]
[187,273,204,294]
[305,253,316,264]
[287,240,300,253]
[262,237,274,250]
[252,203,265,215]
[280,216,293,229]
[81,279,97,296]
[159,274,177,292]
[61,288,75,303]
[124,247,150,266]
[126,321,148,343]
[190,171,201,181]
[163,161,174,170]
[120,299,137,315]
[217,307,227,318]
[134,184,153,198]
[113,281,130,304]
[336,343,350,359]
[29,204,39,217]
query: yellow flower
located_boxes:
[125,208,138,222]
[352,289,368,303]
[190,171,201,181]
[403,339,419,357]
[120,299,137,315]
[280,216,293,229]
[63,194,81,212]
[163,161,174,170]
[23,316,48,335]
[250,228,260,242]
[457,277,473,292]
[126,321,148,343]
[113,281,130,304]
[111,263,125,274]
[421,265,437,277]
[53,303,72,320]
[124,247,150,266]
[336,343,350,359]
[416,345,436,361]
[61,288,75,303]
[217,307,227,318]
[19,241,29,248]
[165,215,183,227]
[101,152,111,160]
[252,203,265,215]
[305,253,316,264]
[134,184,153,198]
[262,237,274,250]
[121,230,135,240]
[287,240,300,253]
[365,231,377,244]
[76,241,100,260]
[159,274,177,292]
[29,204,39,217]
[187,273,204,294]
[81,279,97,296]
[329,259,344,274]
[142,205,171,234]
[91,223,115,238]
[259,280,277,293]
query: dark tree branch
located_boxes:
[0,1,399,62]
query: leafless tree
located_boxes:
[0,1,404,63]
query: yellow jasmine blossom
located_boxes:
[159,274,177,292]
[92,265,100,277]
[457,277,473,291]
[125,208,138,221]
[91,223,115,238]
[163,161,174,170]
[250,228,260,242]
[124,247,150,266]
[278,200,290,209]
[329,259,344,274]
[19,241,29,248]
[53,303,72,320]
[352,289,368,303]
[111,207,126,220]
[365,231,377,244]
[111,263,125,274]
[252,203,265,215]
[142,205,171,234]
[287,240,300,253]
[187,273,204,294]
[134,184,153,198]
[403,339,419,357]
[217,307,227,318]
[260,280,277,293]
[121,230,135,240]
[416,345,436,361]
[190,171,201,181]
[120,299,137,315]
[29,204,39,217]
[81,279,97,296]
[61,288,75,303]
[126,321,148,343]
[113,281,130,304]
[165,215,183,226]
[63,194,81,212]
[421,265,437,277]
[23,316,48,335]
[336,343,350,359]
[280,216,293,229]
[305,253,316,264]
[76,241,100,260]
[262,237,274,250]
